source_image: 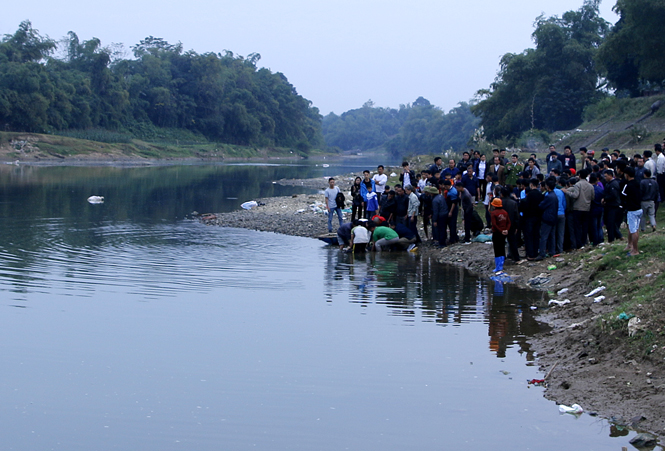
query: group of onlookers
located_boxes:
[325,143,664,261]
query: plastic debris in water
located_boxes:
[87,196,104,204]
[559,403,584,415]
[584,286,605,297]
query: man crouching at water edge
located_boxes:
[367,222,399,252]
[324,177,343,233]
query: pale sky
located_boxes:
[3,0,618,116]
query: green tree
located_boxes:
[597,0,665,95]
[472,0,609,141]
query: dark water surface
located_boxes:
[0,164,637,450]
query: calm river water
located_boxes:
[0,162,641,450]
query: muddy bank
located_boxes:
[196,185,665,437]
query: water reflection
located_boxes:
[323,250,542,359]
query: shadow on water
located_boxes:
[322,249,545,359]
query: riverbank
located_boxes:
[0,131,317,163]
[196,175,665,438]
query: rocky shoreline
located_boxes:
[196,176,665,437]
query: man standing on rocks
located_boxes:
[324,178,343,233]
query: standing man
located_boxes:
[602,169,623,242]
[404,184,421,240]
[621,167,643,256]
[372,165,388,201]
[488,156,505,186]
[442,159,460,179]
[324,178,343,233]
[399,161,416,189]
[656,144,665,211]
[504,154,524,189]
[457,181,474,243]
[461,165,480,201]
[563,168,594,249]
[428,157,443,175]
[537,177,559,260]
[559,146,576,173]
[432,180,449,247]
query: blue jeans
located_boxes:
[328,207,343,232]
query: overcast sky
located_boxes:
[3,0,618,116]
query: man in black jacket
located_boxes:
[501,187,521,262]
[621,167,643,256]
[602,169,623,242]
[537,178,559,260]
[520,178,544,260]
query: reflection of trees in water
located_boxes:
[324,250,542,359]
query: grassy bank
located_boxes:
[0,131,315,162]
[587,212,665,358]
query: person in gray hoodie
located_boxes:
[640,168,658,232]
[563,168,595,249]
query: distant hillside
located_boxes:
[554,95,665,152]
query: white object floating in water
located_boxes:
[322,164,330,168]
[548,299,570,307]
[559,403,584,415]
[241,201,258,210]
[87,196,104,204]
[584,286,605,297]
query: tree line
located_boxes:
[327,0,665,154]
[473,0,665,142]
[322,98,480,157]
[0,22,323,151]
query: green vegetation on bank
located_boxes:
[0,131,307,160]
[0,22,323,155]
[584,208,665,358]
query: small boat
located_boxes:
[316,233,339,245]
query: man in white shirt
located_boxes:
[372,165,388,201]
[657,143,665,211]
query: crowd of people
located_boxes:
[324,144,665,269]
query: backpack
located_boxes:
[335,190,346,208]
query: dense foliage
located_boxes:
[322,98,479,156]
[597,0,665,97]
[0,22,323,151]
[471,0,609,141]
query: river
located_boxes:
[0,162,640,450]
